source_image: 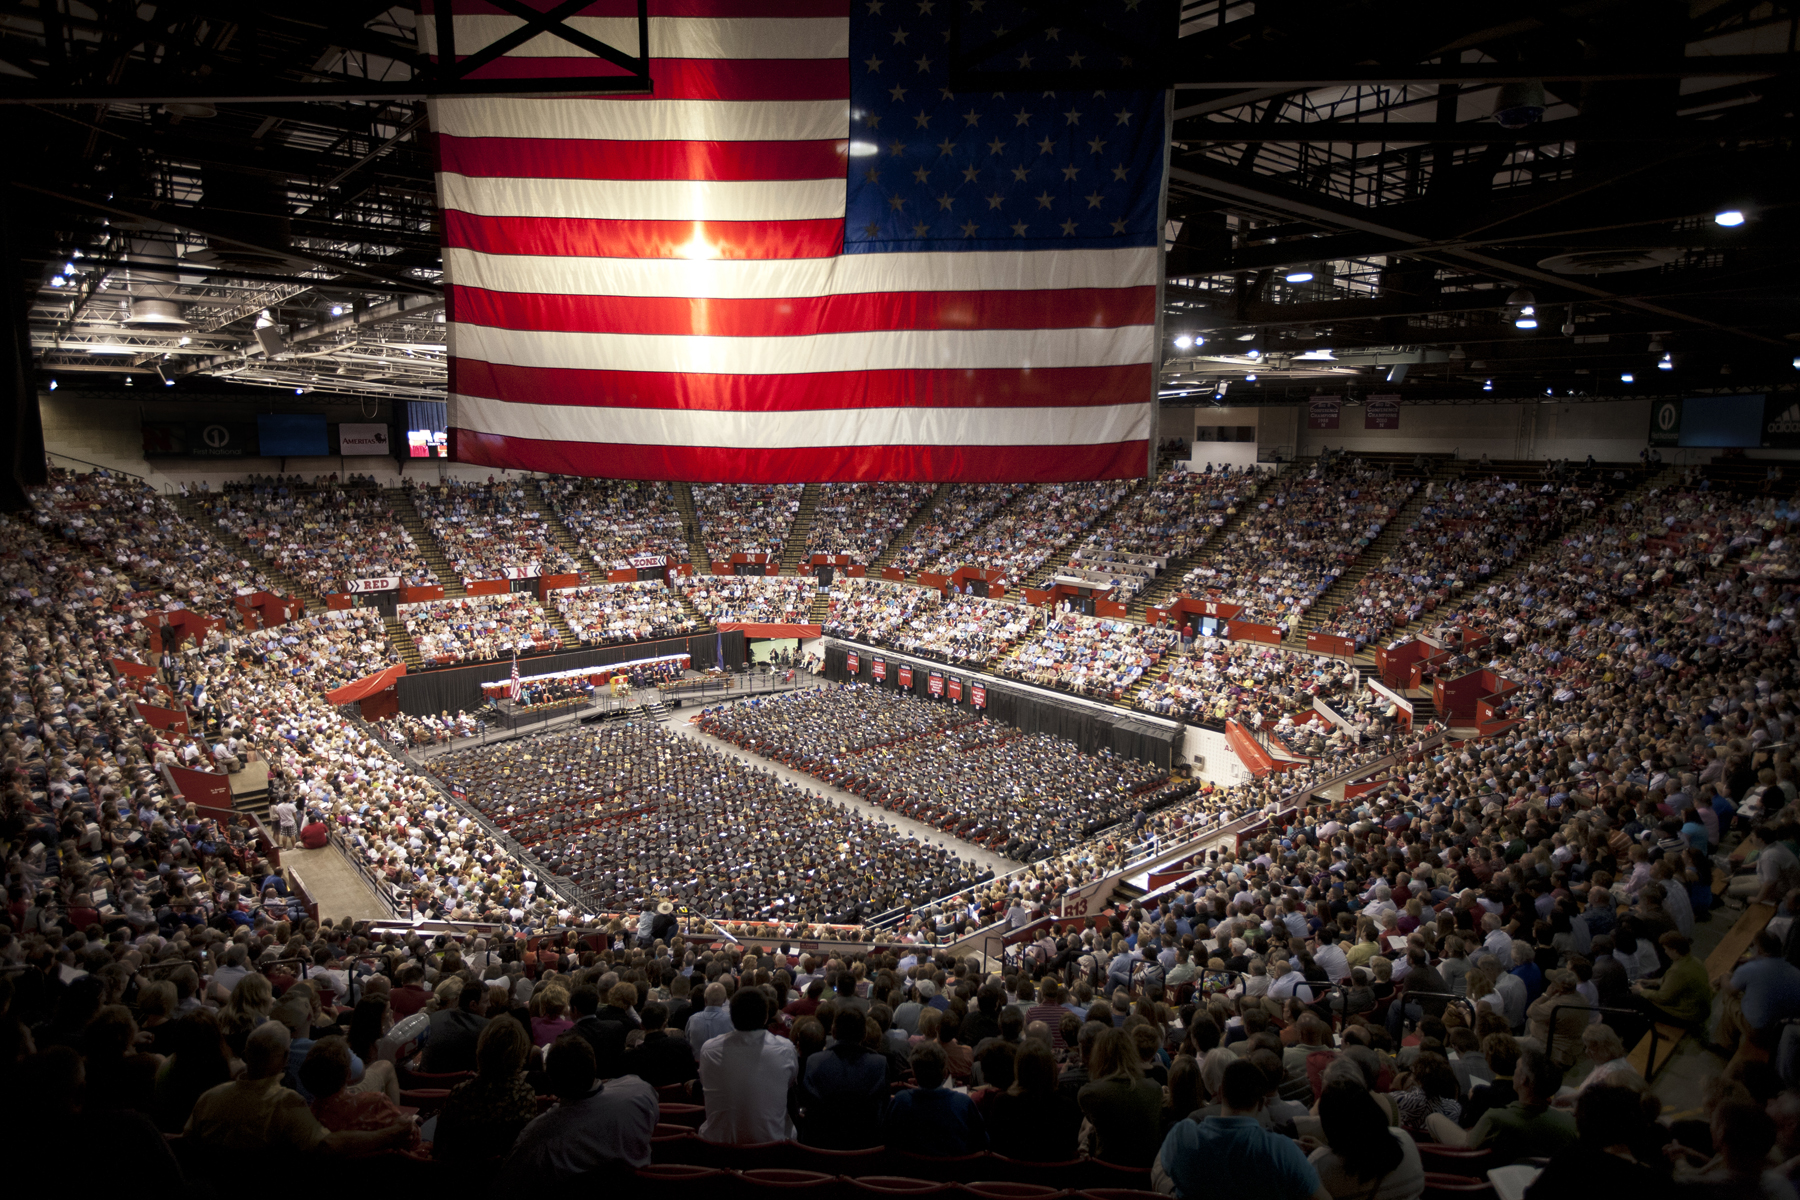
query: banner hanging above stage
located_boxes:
[427,0,1168,483]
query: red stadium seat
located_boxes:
[848,1179,960,1196]
[1416,1146,1496,1178]
[985,1156,1088,1188]
[889,1151,991,1183]
[790,1143,891,1176]
[1078,1160,1155,1191]
[634,1164,733,1199]
[962,1183,1072,1199]
[1423,1173,1497,1200]
[737,1168,840,1194]
[1078,1191,1169,1200]
[396,1087,452,1116]
[658,1102,707,1128]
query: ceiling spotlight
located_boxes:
[1714,209,1747,227]
[1483,379,1493,391]
[50,276,65,287]
[295,387,304,395]
[1792,356,1800,369]
[178,336,191,346]
[1515,316,1538,329]
[1246,348,1261,360]
[1284,268,1314,283]
[330,304,346,316]
[1506,288,1535,308]
[1173,334,1193,350]
[1659,354,1673,370]
[48,379,56,391]
[1235,332,1256,342]
[1545,387,1554,396]
[164,377,175,387]
[1244,373,1257,382]
[1449,345,1466,361]
[1647,337,1664,354]
[1620,373,1634,383]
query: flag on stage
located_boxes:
[509,650,522,701]
[427,0,1168,483]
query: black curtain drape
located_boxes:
[396,630,746,716]
[822,640,1178,769]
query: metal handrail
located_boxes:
[45,451,149,481]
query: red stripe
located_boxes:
[443,211,843,259]
[450,285,1158,337]
[451,430,1149,483]
[443,56,848,100]
[437,134,845,181]
[423,0,849,16]
[449,360,1152,412]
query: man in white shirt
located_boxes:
[1312,932,1350,984]
[696,988,797,1144]
[1480,912,1513,963]
[1266,958,1313,1003]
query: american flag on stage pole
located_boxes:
[509,649,522,701]
[426,0,1169,483]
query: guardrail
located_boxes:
[45,451,149,481]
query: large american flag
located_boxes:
[427,0,1167,482]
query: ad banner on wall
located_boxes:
[338,423,392,455]
[971,682,987,709]
[1364,396,1402,430]
[846,652,859,675]
[873,659,886,682]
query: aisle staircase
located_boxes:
[672,482,709,569]
[388,489,466,597]
[540,597,581,652]
[532,480,602,580]
[777,482,822,575]
[1117,654,1175,711]
[170,494,321,609]
[807,587,832,624]
[1018,476,1148,592]
[668,578,715,633]
[386,613,424,671]
[1128,478,1268,618]
[1292,464,1456,642]
[871,481,953,572]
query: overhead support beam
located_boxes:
[1173,54,1800,89]
[8,183,439,295]
[1173,118,1750,143]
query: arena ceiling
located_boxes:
[3,0,1798,406]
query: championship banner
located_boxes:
[846,652,859,675]
[1364,395,1402,430]
[928,672,944,697]
[873,658,886,682]
[948,677,962,702]
[427,0,1171,482]
[971,682,987,709]
[898,665,913,689]
[1307,397,1340,429]
[346,577,400,594]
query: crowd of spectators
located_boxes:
[823,578,1035,665]
[886,484,1030,575]
[31,469,271,616]
[1136,640,1361,727]
[1183,459,1414,633]
[375,709,486,750]
[692,484,804,561]
[807,483,937,565]
[922,481,1131,589]
[398,593,563,666]
[681,574,815,625]
[200,482,438,594]
[408,480,579,584]
[1317,475,1603,648]
[993,610,1177,701]
[428,721,988,924]
[239,606,398,693]
[550,581,694,646]
[1062,464,1254,600]
[541,477,692,570]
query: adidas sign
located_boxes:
[1771,402,1800,435]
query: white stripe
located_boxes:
[432,96,849,142]
[418,14,847,60]
[443,246,1160,299]
[438,173,845,221]
[451,393,1151,449]
[449,322,1153,374]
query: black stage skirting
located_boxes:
[821,640,1179,770]
[396,630,747,716]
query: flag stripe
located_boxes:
[420,1,852,17]
[454,392,1149,447]
[453,430,1148,484]
[439,173,847,221]
[443,245,1161,298]
[447,320,1153,374]
[448,284,1157,337]
[431,97,850,143]
[437,134,848,181]
[444,211,844,260]
[430,57,848,101]
[450,360,1152,412]
[418,14,849,60]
